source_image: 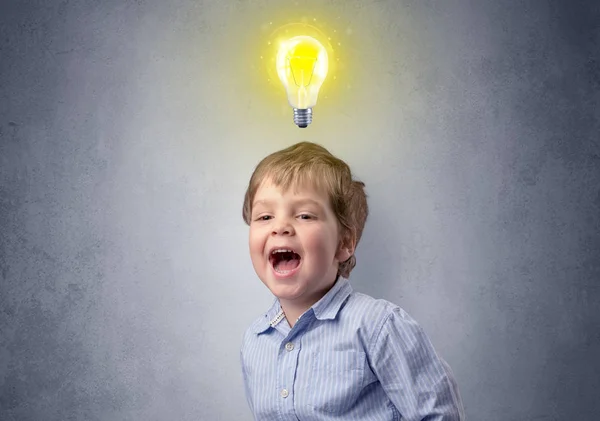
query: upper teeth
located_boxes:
[272,249,293,255]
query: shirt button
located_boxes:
[280,388,289,398]
[285,342,294,351]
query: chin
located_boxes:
[266,281,304,300]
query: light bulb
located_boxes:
[276,35,328,128]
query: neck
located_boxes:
[279,276,340,328]
[279,302,308,328]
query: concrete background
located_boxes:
[1,0,599,420]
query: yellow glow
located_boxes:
[276,35,328,109]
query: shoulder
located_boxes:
[240,313,269,353]
[345,290,409,322]
[340,291,417,342]
[344,290,428,340]
[240,298,280,349]
[344,292,440,362]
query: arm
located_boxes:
[369,307,465,421]
[240,347,255,418]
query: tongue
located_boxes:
[275,257,300,271]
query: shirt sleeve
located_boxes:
[368,307,465,421]
[240,346,255,418]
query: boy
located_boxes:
[240,142,465,420]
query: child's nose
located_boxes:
[272,221,295,236]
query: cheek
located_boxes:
[248,229,264,254]
[305,230,338,263]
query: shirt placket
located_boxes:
[274,316,311,421]
[277,338,300,420]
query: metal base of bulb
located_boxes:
[293,108,313,128]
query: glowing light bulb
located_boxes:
[276,35,328,128]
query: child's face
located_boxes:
[249,178,352,310]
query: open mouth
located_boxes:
[269,248,302,275]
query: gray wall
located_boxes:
[1,1,599,420]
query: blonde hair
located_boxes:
[242,142,368,278]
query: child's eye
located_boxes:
[255,215,272,221]
[298,214,313,220]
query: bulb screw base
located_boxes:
[293,108,313,128]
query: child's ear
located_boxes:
[336,234,355,263]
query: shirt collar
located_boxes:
[252,277,353,334]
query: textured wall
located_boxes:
[1,1,599,420]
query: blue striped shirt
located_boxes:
[240,277,465,420]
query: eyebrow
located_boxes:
[252,198,325,209]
